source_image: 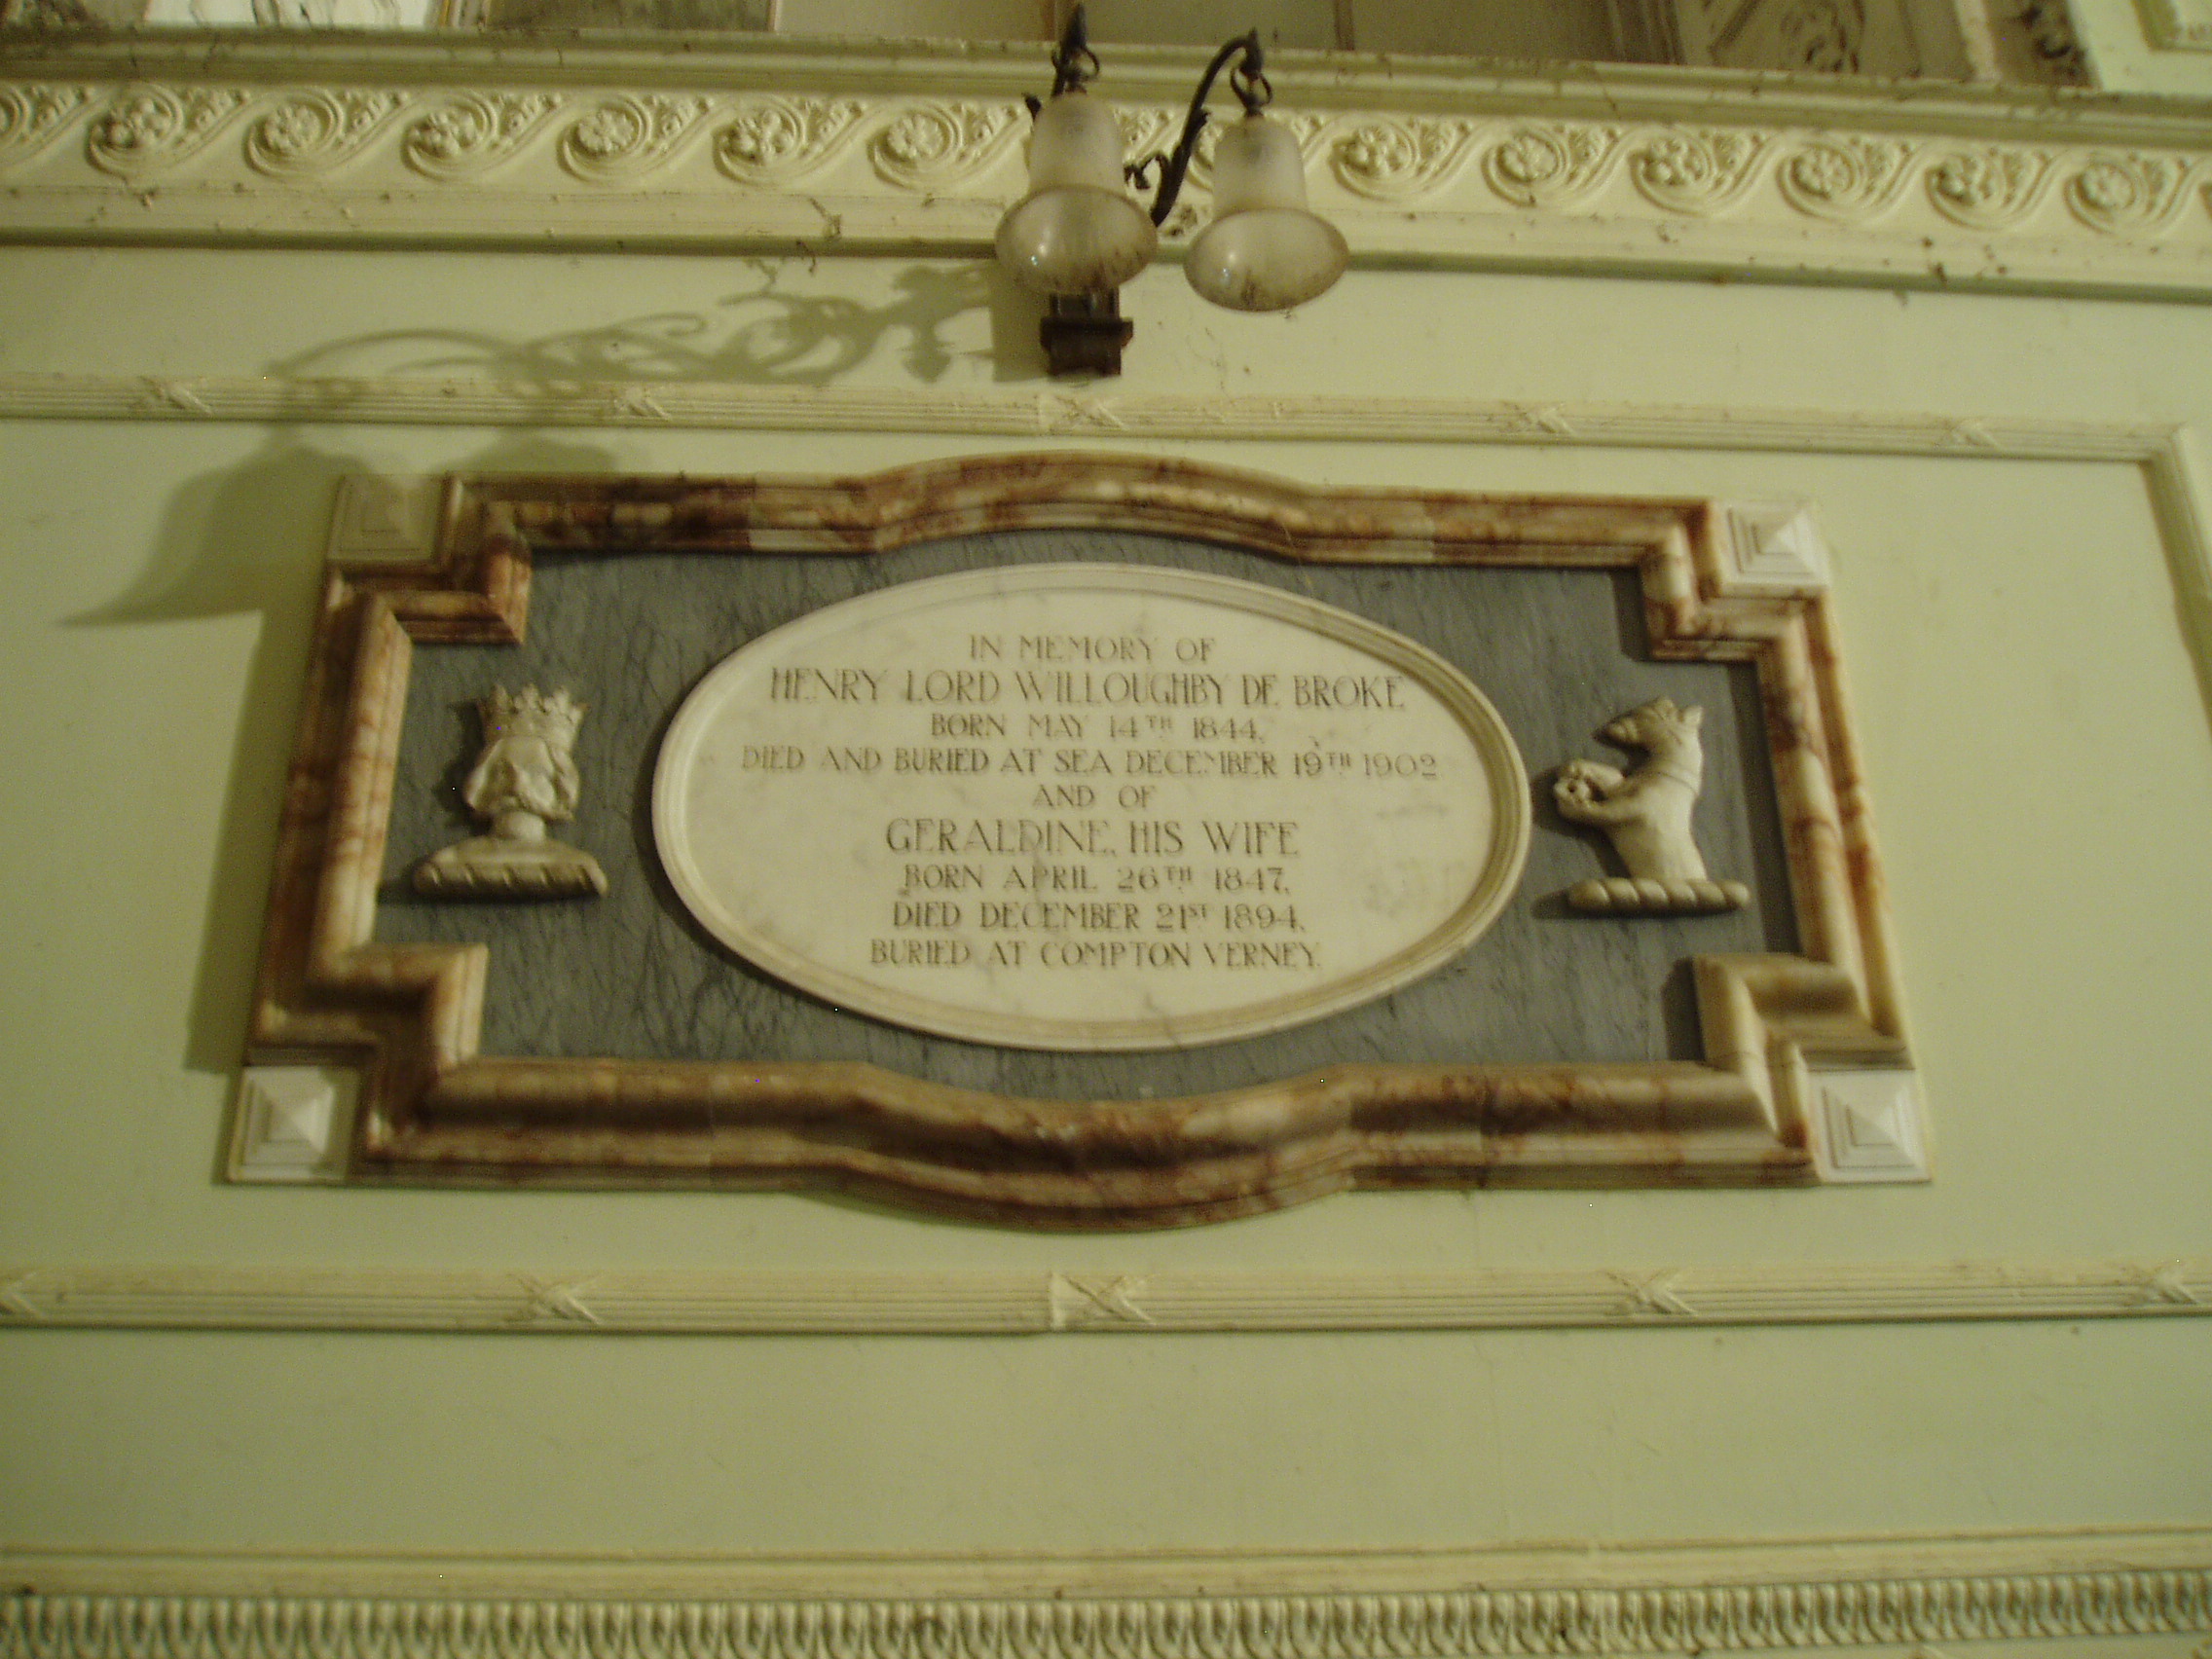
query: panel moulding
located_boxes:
[3,38,2212,295]
[0,383,2200,1317]
[0,373,2185,459]
[0,1257,2203,1332]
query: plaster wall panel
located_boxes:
[0,32,2208,1634]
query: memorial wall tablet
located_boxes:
[238,456,1923,1225]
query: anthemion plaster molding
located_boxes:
[1,1530,2207,1657]
[3,36,2212,294]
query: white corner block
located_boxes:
[1720,499,1831,596]
[328,474,443,567]
[1811,1067,1930,1183]
[230,1065,359,1183]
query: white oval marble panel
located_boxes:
[654,564,1530,1051]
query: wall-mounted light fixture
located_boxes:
[996,5,1347,377]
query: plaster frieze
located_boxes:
[0,79,88,164]
[3,37,2212,293]
[240,86,407,174]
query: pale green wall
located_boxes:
[2,232,2210,1559]
[2064,0,2212,89]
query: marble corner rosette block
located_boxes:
[241,456,1918,1225]
[653,564,1529,1051]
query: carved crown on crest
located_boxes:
[482,684,586,750]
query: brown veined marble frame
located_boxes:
[245,452,1910,1228]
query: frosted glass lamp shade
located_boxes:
[995,92,1159,297]
[1185,114,1348,313]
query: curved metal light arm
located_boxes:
[1048,3,1102,97]
[1129,27,1271,227]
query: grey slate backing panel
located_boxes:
[376,530,1797,1099]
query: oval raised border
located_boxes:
[653,564,1530,1051]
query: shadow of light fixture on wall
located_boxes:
[996,3,1347,377]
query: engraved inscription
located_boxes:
[653,565,1529,1050]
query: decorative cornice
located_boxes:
[2,1531,2207,1655]
[2,39,2212,293]
[0,1257,2203,1332]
